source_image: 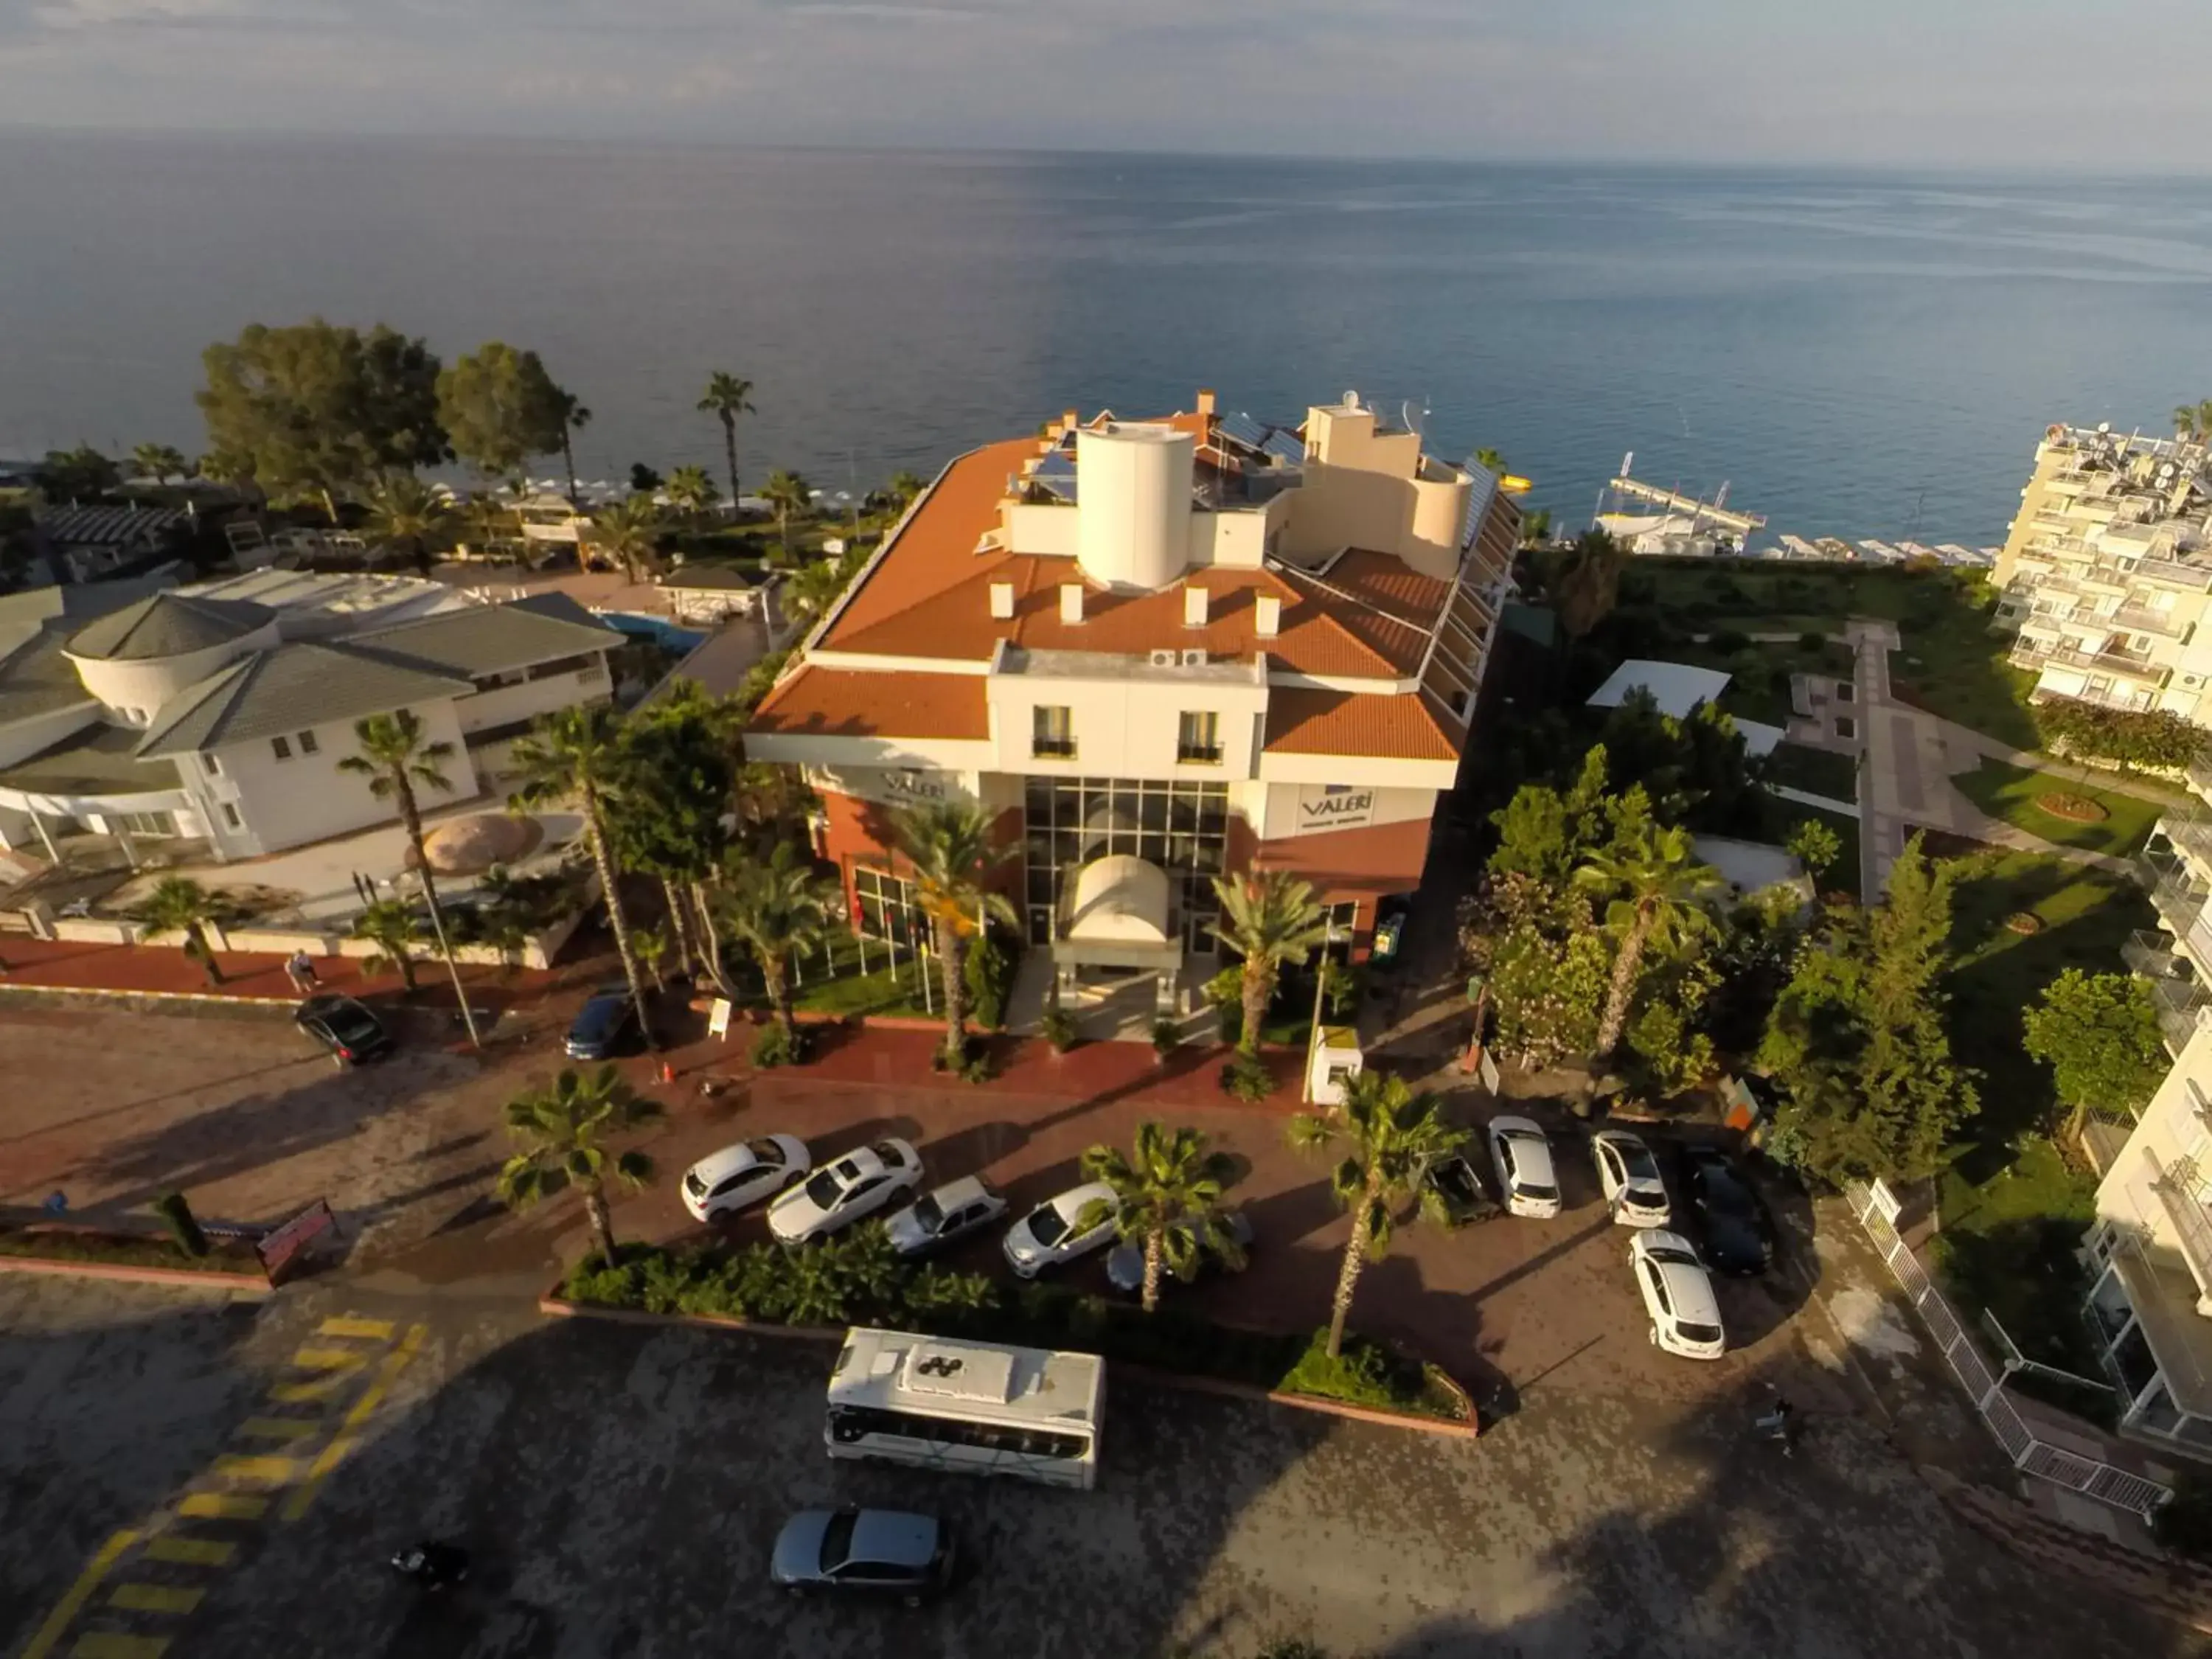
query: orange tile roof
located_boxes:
[1262,687,1461,762]
[750,667,990,741]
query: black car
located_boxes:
[296,993,394,1066]
[564,986,641,1060]
[771,1508,953,1607]
[1682,1144,1774,1276]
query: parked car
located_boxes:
[1630,1229,1726,1360]
[1591,1129,1672,1228]
[681,1136,811,1223]
[885,1176,1009,1258]
[1682,1144,1774,1276]
[770,1506,954,1607]
[1485,1116,1562,1219]
[1106,1209,1254,1295]
[1423,1152,1500,1226]
[769,1139,925,1243]
[295,993,394,1066]
[1003,1180,1120,1279]
[564,984,640,1060]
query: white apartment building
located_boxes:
[1993,422,2212,720]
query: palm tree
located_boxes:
[665,465,718,518]
[1208,870,1329,1057]
[2174,401,2212,440]
[1474,446,1505,474]
[554,387,591,503]
[509,703,658,1050]
[341,709,466,1011]
[779,557,851,631]
[589,494,665,583]
[350,898,422,991]
[698,371,756,507]
[457,494,515,561]
[132,876,229,987]
[130,442,191,484]
[1079,1121,1242,1314]
[761,468,813,557]
[716,840,835,1046]
[890,801,1019,1067]
[495,1065,663,1267]
[361,473,453,577]
[1520,507,1554,547]
[1289,1069,1467,1358]
[1572,821,1725,1059]
[1554,526,1626,640]
[887,469,928,509]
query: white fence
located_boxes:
[1845,1180,2172,1519]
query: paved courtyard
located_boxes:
[0,1276,2191,1659]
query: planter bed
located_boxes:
[0,1223,271,1289]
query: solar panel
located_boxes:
[1261,429,1307,466]
[1032,450,1079,501]
[1215,411,1270,452]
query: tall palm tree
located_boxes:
[1572,821,1725,1059]
[495,1065,663,1267]
[554,387,591,503]
[132,876,229,987]
[589,494,665,583]
[665,464,718,518]
[761,468,812,557]
[1289,1069,1466,1358]
[130,442,190,484]
[716,840,835,1045]
[350,898,422,991]
[340,709,466,1012]
[1079,1121,1243,1314]
[361,473,453,577]
[887,469,928,508]
[509,703,658,1050]
[1473,446,1505,474]
[890,801,1019,1067]
[698,372,756,507]
[1209,870,1329,1057]
[1554,526,1626,640]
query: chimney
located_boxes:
[990,581,1015,621]
[1183,585,1209,627]
[1060,582,1085,625]
[1062,408,1079,434]
[1195,389,1217,417]
[1255,593,1281,638]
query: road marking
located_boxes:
[108,1584,204,1614]
[177,1493,267,1520]
[288,1347,367,1372]
[317,1315,395,1340]
[237,1416,320,1441]
[269,1374,349,1405]
[145,1537,234,1568]
[210,1455,296,1486]
[18,1529,138,1659]
[69,1635,170,1658]
[280,1323,426,1523]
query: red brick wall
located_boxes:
[816,790,1021,921]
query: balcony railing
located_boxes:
[2008,638,2169,686]
[2148,1149,2212,1299]
[2124,927,2212,1054]
[2109,602,2192,641]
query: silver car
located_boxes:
[1486,1116,1562,1219]
[885,1175,1009,1257]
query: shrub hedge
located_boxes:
[0,1225,264,1275]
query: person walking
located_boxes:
[286,949,320,996]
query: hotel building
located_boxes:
[744,391,1518,1007]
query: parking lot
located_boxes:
[0,1275,2180,1659]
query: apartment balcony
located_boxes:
[2166,811,2212,877]
[2126,929,2212,1056]
[2148,1150,2212,1307]
[2008,637,2170,687]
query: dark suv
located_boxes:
[564,986,640,1060]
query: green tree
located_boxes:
[717,840,835,1046]
[2022,970,2166,1141]
[697,371,756,506]
[436,341,570,486]
[339,708,465,999]
[1552,526,1627,640]
[1519,507,1554,546]
[197,319,445,520]
[1209,870,1329,1057]
[456,493,515,560]
[129,442,192,484]
[664,464,718,517]
[350,897,423,990]
[509,703,658,1049]
[602,678,744,984]
[2175,400,2212,439]
[35,445,122,501]
[1487,895,1612,1068]
[553,386,591,502]
[131,876,229,987]
[1079,1121,1243,1314]
[495,1065,662,1267]
[887,469,928,507]
[359,473,453,576]
[588,494,666,583]
[1288,1070,1466,1357]
[1489,746,1627,891]
[1786,818,1843,884]
[890,800,1020,1067]
[1573,821,1724,1059]
[779,557,852,630]
[761,468,813,557]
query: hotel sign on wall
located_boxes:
[1295,784,1375,834]
[809,765,961,807]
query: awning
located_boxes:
[1055,855,1180,968]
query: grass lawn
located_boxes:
[1651,635,1855,728]
[1930,1136,2103,1380]
[723,934,941,1021]
[1761,742,1859,802]
[1767,799,1862,897]
[1950,759,2165,857]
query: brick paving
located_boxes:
[0,933,562,1011]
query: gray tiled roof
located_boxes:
[64,593,276,663]
[38,504,190,547]
[0,626,100,724]
[0,720,176,796]
[353,591,619,678]
[136,641,473,759]
[661,566,758,592]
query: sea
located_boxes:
[2,131,2209,548]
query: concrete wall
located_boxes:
[1255,782,1438,841]
[69,622,278,726]
[1003,503,1081,559]
[983,667,1268,782]
[2097,1020,2212,1250]
[209,698,479,857]
[0,702,102,770]
[448,656,611,737]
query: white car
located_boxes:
[1631,1230,1725,1360]
[1002,1180,1121,1279]
[885,1176,1009,1257]
[1592,1129,1671,1228]
[1486,1116,1562,1219]
[769,1138,925,1243]
[681,1135,810,1223]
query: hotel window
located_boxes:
[201,754,222,777]
[1032,705,1075,759]
[1176,711,1222,765]
[854,866,926,950]
[271,735,292,761]
[296,729,319,756]
[220,802,243,830]
[1020,777,1230,950]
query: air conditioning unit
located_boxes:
[1149,649,1178,667]
[1181,649,1208,667]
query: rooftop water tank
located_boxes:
[1076,423,1194,592]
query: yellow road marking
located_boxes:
[210,1455,295,1486]
[145,1537,234,1568]
[288,1347,366,1372]
[178,1493,267,1521]
[281,1323,425,1523]
[19,1528,138,1659]
[317,1315,395,1340]
[70,1635,170,1658]
[269,1374,347,1405]
[237,1417,319,1442]
[109,1583,203,1614]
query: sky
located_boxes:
[0,0,2206,169]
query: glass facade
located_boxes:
[854,866,926,949]
[1023,776,1229,950]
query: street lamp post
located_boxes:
[403,873,482,1051]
